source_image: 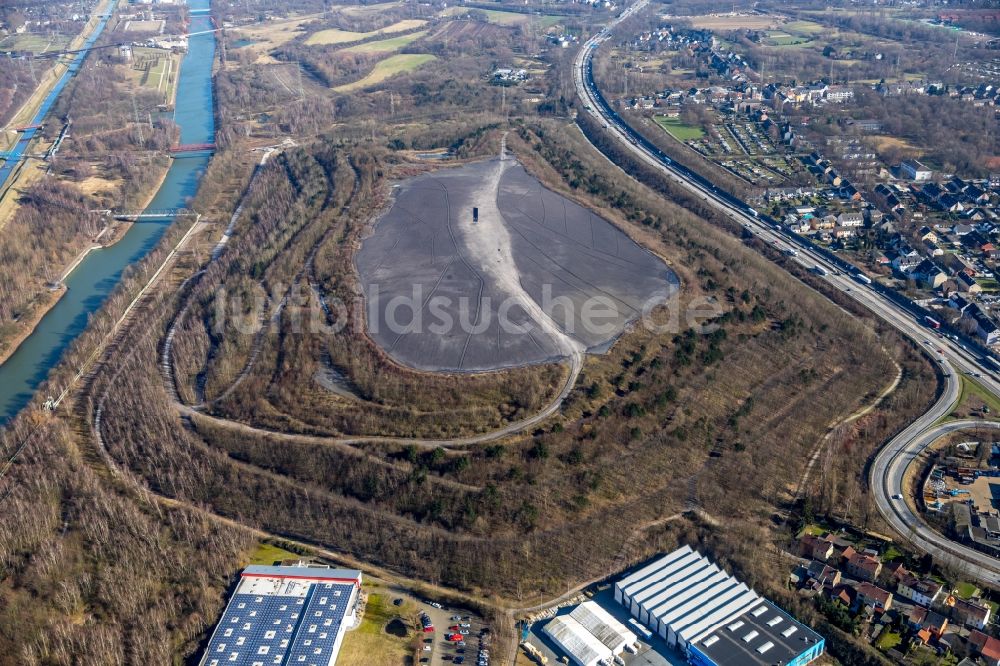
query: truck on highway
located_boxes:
[813,265,829,276]
[853,272,872,285]
[924,315,941,330]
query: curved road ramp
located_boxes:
[355,158,678,372]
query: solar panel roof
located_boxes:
[201,580,356,666]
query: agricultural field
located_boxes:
[306,19,427,46]
[342,30,428,54]
[0,32,71,53]
[333,53,437,92]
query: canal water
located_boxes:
[0,10,114,188]
[0,0,215,423]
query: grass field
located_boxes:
[122,19,164,33]
[948,375,1000,421]
[683,13,782,30]
[655,116,705,141]
[338,593,415,666]
[306,19,427,45]
[978,277,1000,293]
[233,14,323,57]
[248,541,302,565]
[0,33,71,54]
[341,1,404,16]
[784,20,825,34]
[955,581,979,599]
[334,54,436,92]
[438,6,562,27]
[342,30,427,54]
[763,31,812,47]
[876,631,902,651]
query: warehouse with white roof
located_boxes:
[544,615,614,666]
[614,547,824,666]
[542,600,638,666]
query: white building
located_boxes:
[614,547,825,666]
[544,615,614,666]
[901,159,933,182]
[543,601,638,666]
[200,563,362,666]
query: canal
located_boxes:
[0,0,216,423]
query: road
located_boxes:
[573,3,1000,584]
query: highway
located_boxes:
[573,3,1000,584]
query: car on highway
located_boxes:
[892,494,903,500]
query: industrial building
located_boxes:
[200,563,362,666]
[543,600,638,666]
[614,546,824,666]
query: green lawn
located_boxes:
[882,545,904,562]
[784,20,825,34]
[0,33,71,53]
[948,375,1000,422]
[339,593,415,665]
[955,581,979,599]
[977,278,1000,293]
[248,541,302,565]
[764,31,813,47]
[334,53,436,92]
[342,30,427,54]
[876,631,902,651]
[655,116,704,141]
[799,524,826,537]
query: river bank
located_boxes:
[0,156,172,367]
[0,0,216,422]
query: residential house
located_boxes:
[958,272,983,295]
[846,551,882,582]
[912,258,948,289]
[919,225,939,243]
[856,582,893,612]
[798,533,835,561]
[896,574,943,607]
[969,630,1000,666]
[837,211,865,227]
[953,597,992,630]
[909,606,949,639]
[963,303,1000,345]
[806,560,842,587]
[902,159,933,182]
[826,85,854,103]
[890,252,922,274]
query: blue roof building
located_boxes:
[200,564,362,666]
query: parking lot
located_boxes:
[414,599,491,666]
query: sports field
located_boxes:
[655,116,705,141]
[334,54,436,92]
[306,19,427,45]
[0,33,71,53]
